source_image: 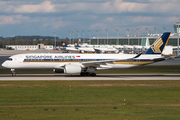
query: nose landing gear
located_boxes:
[11,69,16,76]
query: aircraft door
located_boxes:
[18,56,24,63]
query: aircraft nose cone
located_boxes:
[1,62,7,68]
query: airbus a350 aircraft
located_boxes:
[2,32,171,76]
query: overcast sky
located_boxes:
[0,0,179,38]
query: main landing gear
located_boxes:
[80,72,96,76]
[11,69,16,76]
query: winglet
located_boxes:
[61,41,68,47]
[144,32,171,55]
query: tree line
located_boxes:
[0,38,71,48]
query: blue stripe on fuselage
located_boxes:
[23,59,154,62]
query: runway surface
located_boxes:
[0,74,180,80]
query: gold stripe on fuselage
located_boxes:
[114,61,154,65]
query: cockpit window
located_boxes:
[7,58,13,61]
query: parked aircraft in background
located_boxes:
[60,41,96,53]
[78,47,95,53]
[60,42,80,52]
[60,41,117,53]
[94,47,119,53]
[2,32,171,76]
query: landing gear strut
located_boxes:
[80,72,96,76]
[11,69,16,76]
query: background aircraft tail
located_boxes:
[74,42,81,48]
[144,32,171,55]
[61,41,68,47]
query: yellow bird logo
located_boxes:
[151,38,163,53]
[62,43,65,46]
[74,43,77,46]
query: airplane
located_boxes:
[61,41,95,53]
[77,45,95,53]
[61,41,116,53]
[60,41,80,52]
[73,42,95,53]
[2,32,171,76]
[94,47,119,53]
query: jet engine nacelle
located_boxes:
[53,69,64,73]
[64,64,81,74]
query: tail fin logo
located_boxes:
[62,43,65,46]
[151,38,163,53]
[74,43,77,46]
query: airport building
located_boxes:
[91,22,180,46]
[90,22,180,54]
[91,34,179,46]
[6,44,53,50]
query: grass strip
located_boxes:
[0,80,180,120]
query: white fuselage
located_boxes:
[2,53,163,70]
[78,47,95,52]
[94,47,118,52]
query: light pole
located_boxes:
[72,30,74,43]
[96,30,99,45]
[105,29,108,44]
[82,30,85,44]
[139,30,141,46]
[145,27,149,35]
[88,30,91,44]
[77,30,80,44]
[163,26,166,32]
[154,27,157,34]
[68,31,71,44]
[133,30,137,45]
[154,27,158,41]
[115,28,119,45]
[136,28,140,45]
[54,31,56,49]
[126,28,130,45]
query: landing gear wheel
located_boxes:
[80,72,84,76]
[12,73,16,76]
[11,69,16,76]
[86,72,90,76]
[91,73,96,76]
[80,72,96,76]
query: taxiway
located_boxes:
[0,74,180,80]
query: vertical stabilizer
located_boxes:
[74,42,81,48]
[61,41,68,47]
[144,32,171,54]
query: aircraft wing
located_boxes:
[80,53,143,68]
[81,59,121,68]
[55,59,127,69]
